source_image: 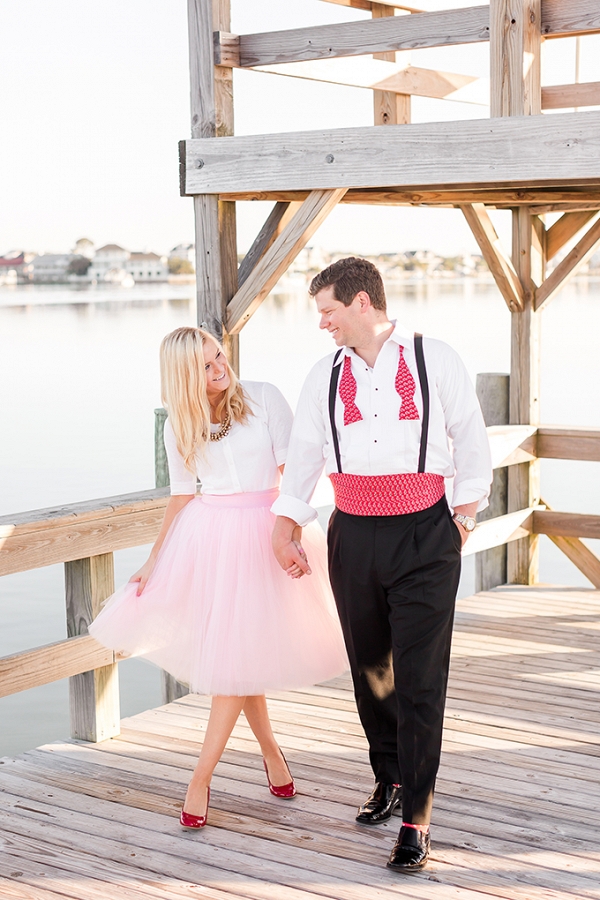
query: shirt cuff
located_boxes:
[451,478,490,513]
[271,493,319,527]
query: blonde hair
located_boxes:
[160,327,251,473]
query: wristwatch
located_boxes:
[453,513,476,532]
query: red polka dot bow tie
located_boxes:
[338,348,419,426]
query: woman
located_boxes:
[89,326,348,829]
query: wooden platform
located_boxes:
[1,584,600,900]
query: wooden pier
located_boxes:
[2,582,600,900]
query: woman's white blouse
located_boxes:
[164,381,293,496]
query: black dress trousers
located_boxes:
[327,496,462,825]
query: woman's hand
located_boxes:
[129,556,157,596]
[286,541,310,579]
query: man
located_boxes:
[272,257,492,871]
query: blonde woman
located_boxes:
[89,327,347,829]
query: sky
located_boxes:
[2,0,599,258]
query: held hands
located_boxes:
[129,556,157,596]
[272,517,312,579]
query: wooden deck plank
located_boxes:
[1,584,600,900]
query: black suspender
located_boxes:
[414,333,429,474]
[329,348,344,474]
[327,335,430,475]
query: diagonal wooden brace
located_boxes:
[460,202,524,312]
[227,188,347,334]
[536,215,600,309]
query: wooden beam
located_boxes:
[490,0,541,117]
[189,0,238,365]
[533,510,600,540]
[372,3,410,126]
[227,7,491,68]
[547,535,600,589]
[545,210,599,260]
[182,111,600,195]
[0,489,169,577]
[0,635,114,700]
[214,3,600,70]
[225,188,600,207]
[541,0,600,39]
[508,207,542,585]
[536,497,600,589]
[543,81,600,110]
[461,203,524,312]
[461,507,534,557]
[536,426,600,462]
[238,201,300,286]
[486,424,537,468]
[66,553,119,742]
[535,216,600,309]
[227,189,347,334]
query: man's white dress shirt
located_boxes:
[271,322,492,527]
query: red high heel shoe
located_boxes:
[263,754,296,799]
[180,786,210,828]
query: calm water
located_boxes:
[1,277,599,756]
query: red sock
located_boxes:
[402,821,430,834]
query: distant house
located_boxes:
[169,243,195,265]
[89,244,130,282]
[126,251,168,282]
[0,251,28,284]
[28,253,76,284]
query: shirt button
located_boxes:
[374,440,377,443]
[374,414,378,417]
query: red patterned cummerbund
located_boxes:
[329,472,446,516]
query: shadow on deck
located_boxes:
[1,584,600,900]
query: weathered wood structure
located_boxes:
[180,0,600,589]
[2,2,600,893]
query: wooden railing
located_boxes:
[1,424,599,742]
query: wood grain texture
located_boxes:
[183,111,600,195]
[490,0,541,117]
[323,0,424,11]
[508,207,542,585]
[227,189,347,334]
[66,554,120,742]
[0,635,113,700]
[545,210,598,259]
[219,188,600,207]
[238,202,300,286]
[533,510,600,540]
[0,504,168,577]
[542,81,600,110]
[541,0,600,38]
[462,508,533,557]
[537,426,600,461]
[461,203,524,311]
[476,375,509,592]
[3,582,600,900]
[547,535,600,589]
[235,7,490,67]
[535,215,600,309]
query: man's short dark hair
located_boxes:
[309,257,387,311]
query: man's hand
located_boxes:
[272,516,312,577]
[452,501,479,548]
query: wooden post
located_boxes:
[189,0,239,373]
[154,407,189,704]
[490,1,542,584]
[372,3,410,124]
[508,207,542,583]
[490,0,542,117]
[65,553,120,741]
[476,374,509,591]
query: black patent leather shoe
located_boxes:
[355,782,402,825]
[387,825,430,871]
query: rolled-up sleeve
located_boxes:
[163,417,198,496]
[435,343,492,512]
[271,362,329,526]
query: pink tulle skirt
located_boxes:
[89,488,348,696]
